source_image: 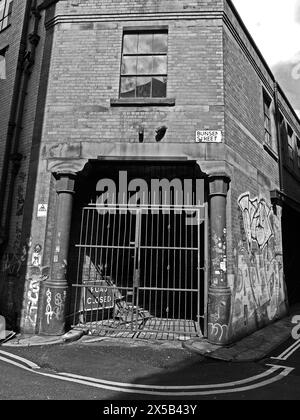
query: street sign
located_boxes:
[82,280,115,312]
[196,130,222,143]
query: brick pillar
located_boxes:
[207,175,231,345]
[40,172,76,335]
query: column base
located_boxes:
[39,283,68,336]
[207,286,232,345]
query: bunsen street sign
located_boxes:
[196,130,222,143]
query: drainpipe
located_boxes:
[0,0,41,257]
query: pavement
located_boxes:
[1,304,299,363]
[183,304,300,362]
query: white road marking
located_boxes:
[0,356,40,372]
[280,342,300,361]
[56,366,282,390]
[0,352,294,396]
[271,339,300,361]
[0,349,40,369]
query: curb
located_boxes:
[182,316,294,363]
[1,329,86,348]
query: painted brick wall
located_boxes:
[222,0,291,342]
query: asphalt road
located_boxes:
[0,336,300,403]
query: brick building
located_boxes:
[0,0,299,346]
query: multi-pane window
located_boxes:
[0,0,13,31]
[0,49,6,79]
[297,138,300,169]
[263,90,272,147]
[120,31,168,99]
[287,124,295,167]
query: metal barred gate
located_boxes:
[72,204,208,340]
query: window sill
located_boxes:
[0,24,11,34]
[110,98,176,107]
[263,143,279,161]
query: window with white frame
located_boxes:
[0,0,13,32]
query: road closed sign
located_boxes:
[82,280,115,312]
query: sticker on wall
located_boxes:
[196,130,222,143]
[37,204,48,218]
[32,244,42,267]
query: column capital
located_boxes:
[55,172,77,195]
[208,174,231,198]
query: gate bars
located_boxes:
[72,204,208,341]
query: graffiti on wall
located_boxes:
[1,171,28,275]
[45,289,66,325]
[231,193,286,334]
[23,241,48,330]
[25,270,41,328]
[2,225,30,276]
[238,194,273,251]
[211,229,227,287]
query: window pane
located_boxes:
[2,15,8,28]
[120,77,136,98]
[264,117,271,132]
[138,34,153,53]
[0,55,6,79]
[153,56,167,74]
[0,2,5,20]
[136,77,151,97]
[121,56,137,75]
[152,76,167,98]
[264,132,271,146]
[123,34,138,54]
[137,56,153,74]
[264,102,270,115]
[153,33,168,53]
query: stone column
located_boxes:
[207,175,231,345]
[40,172,76,335]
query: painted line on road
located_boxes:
[0,355,41,372]
[280,342,300,361]
[0,352,294,396]
[56,366,284,390]
[271,339,300,361]
[0,349,286,390]
[0,349,40,370]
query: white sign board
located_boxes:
[37,204,48,218]
[196,130,222,143]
